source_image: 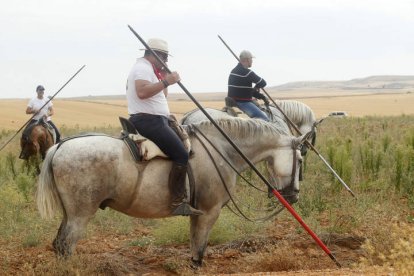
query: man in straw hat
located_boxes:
[126,38,203,216]
[227,50,269,121]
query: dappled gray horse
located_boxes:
[37,117,310,267]
[182,99,318,154]
[268,100,317,138]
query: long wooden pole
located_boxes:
[128,25,341,267]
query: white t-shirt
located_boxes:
[46,100,53,121]
[27,97,52,120]
[126,58,170,117]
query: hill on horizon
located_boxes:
[59,75,414,101]
[269,75,414,91]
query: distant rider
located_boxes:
[227,50,269,121]
[25,85,61,142]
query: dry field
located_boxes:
[1,90,413,130]
[1,89,414,275]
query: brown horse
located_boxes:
[19,122,54,161]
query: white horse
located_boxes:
[37,117,311,267]
[269,100,317,137]
[181,100,319,155]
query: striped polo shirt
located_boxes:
[227,63,267,102]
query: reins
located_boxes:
[190,124,289,222]
[189,125,269,193]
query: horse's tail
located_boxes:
[36,144,62,219]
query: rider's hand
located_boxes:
[263,97,270,106]
[164,72,181,86]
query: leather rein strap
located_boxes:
[189,125,286,222]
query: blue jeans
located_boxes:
[236,101,269,121]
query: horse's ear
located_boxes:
[314,117,326,128]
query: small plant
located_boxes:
[163,261,179,273]
[382,135,391,152]
[358,140,383,178]
[5,152,17,178]
[15,173,35,202]
[22,232,40,248]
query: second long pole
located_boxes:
[217,35,355,198]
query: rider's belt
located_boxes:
[130,113,155,117]
[230,97,253,102]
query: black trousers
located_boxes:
[129,114,188,165]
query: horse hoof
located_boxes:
[190,258,202,269]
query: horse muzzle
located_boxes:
[279,188,300,204]
[19,150,29,160]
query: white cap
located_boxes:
[239,50,255,59]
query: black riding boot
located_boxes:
[169,163,203,216]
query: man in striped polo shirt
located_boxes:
[227,50,269,121]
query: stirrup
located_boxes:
[171,203,204,216]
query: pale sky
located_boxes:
[0,0,413,99]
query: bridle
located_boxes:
[275,141,301,203]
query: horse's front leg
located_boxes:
[189,205,222,268]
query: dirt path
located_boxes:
[0,219,393,275]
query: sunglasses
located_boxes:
[155,51,168,62]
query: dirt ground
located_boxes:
[0,218,394,275]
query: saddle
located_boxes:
[119,116,192,163]
[22,118,57,144]
[222,97,240,117]
[118,117,197,210]
[222,97,268,119]
[40,118,57,144]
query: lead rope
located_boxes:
[190,125,284,221]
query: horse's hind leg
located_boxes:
[53,214,92,257]
[53,216,68,256]
[190,206,221,267]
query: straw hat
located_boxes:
[141,38,170,55]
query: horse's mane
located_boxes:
[181,108,201,125]
[274,100,315,124]
[189,117,291,139]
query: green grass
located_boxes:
[0,116,413,271]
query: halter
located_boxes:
[266,140,300,203]
[280,140,300,202]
